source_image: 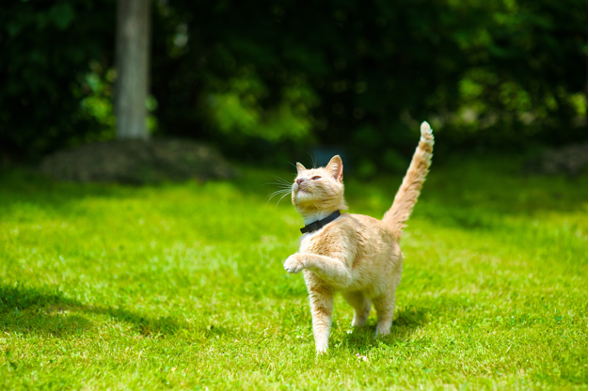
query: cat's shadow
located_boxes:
[0,283,229,339]
[338,306,429,352]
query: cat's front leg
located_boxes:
[285,253,351,285]
[305,279,335,354]
[284,253,305,274]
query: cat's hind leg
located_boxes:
[372,291,396,337]
[373,258,402,337]
[342,291,371,327]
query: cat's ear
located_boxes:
[327,155,343,182]
[296,163,306,174]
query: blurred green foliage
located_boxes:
[0,0,115,160]
[1,0,586,167]
[202,69,319,142]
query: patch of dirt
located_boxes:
[525,143,588,176]
[39,138,236,184]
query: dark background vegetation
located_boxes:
[1,0,586,174]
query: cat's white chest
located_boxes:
[299,228,325,252]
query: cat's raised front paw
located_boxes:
[284,254,305,274]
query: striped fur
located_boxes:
[383,121,434,238]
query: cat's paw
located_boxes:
[351,317,368,328]
[284,254,305,274]
[375,326,391,338]
[315,339,329,355]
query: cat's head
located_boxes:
[292,155,348,213]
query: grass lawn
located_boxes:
[0,155,586,390]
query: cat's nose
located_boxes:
[296,178,305,185]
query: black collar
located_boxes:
[300,210,341,234]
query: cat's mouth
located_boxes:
[294,187,312,199]
[293,184,309,194]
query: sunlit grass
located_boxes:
[0,156,586,390]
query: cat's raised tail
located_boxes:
[382,121,434,238]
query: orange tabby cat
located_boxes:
[284,121,434,353]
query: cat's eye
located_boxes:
[311,176,321,180]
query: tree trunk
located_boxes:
[115,0,151,140]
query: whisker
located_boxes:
[264,183,292,189]
[266,172,295,206]
[267,189,291,203]
[268,189,291,198]
[273,175,292,184]
[276,191,291,206]
[307,151,318,168]
[266,184,291,190]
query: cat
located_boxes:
[283,121,434,354]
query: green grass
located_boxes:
[0,155,586,390]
